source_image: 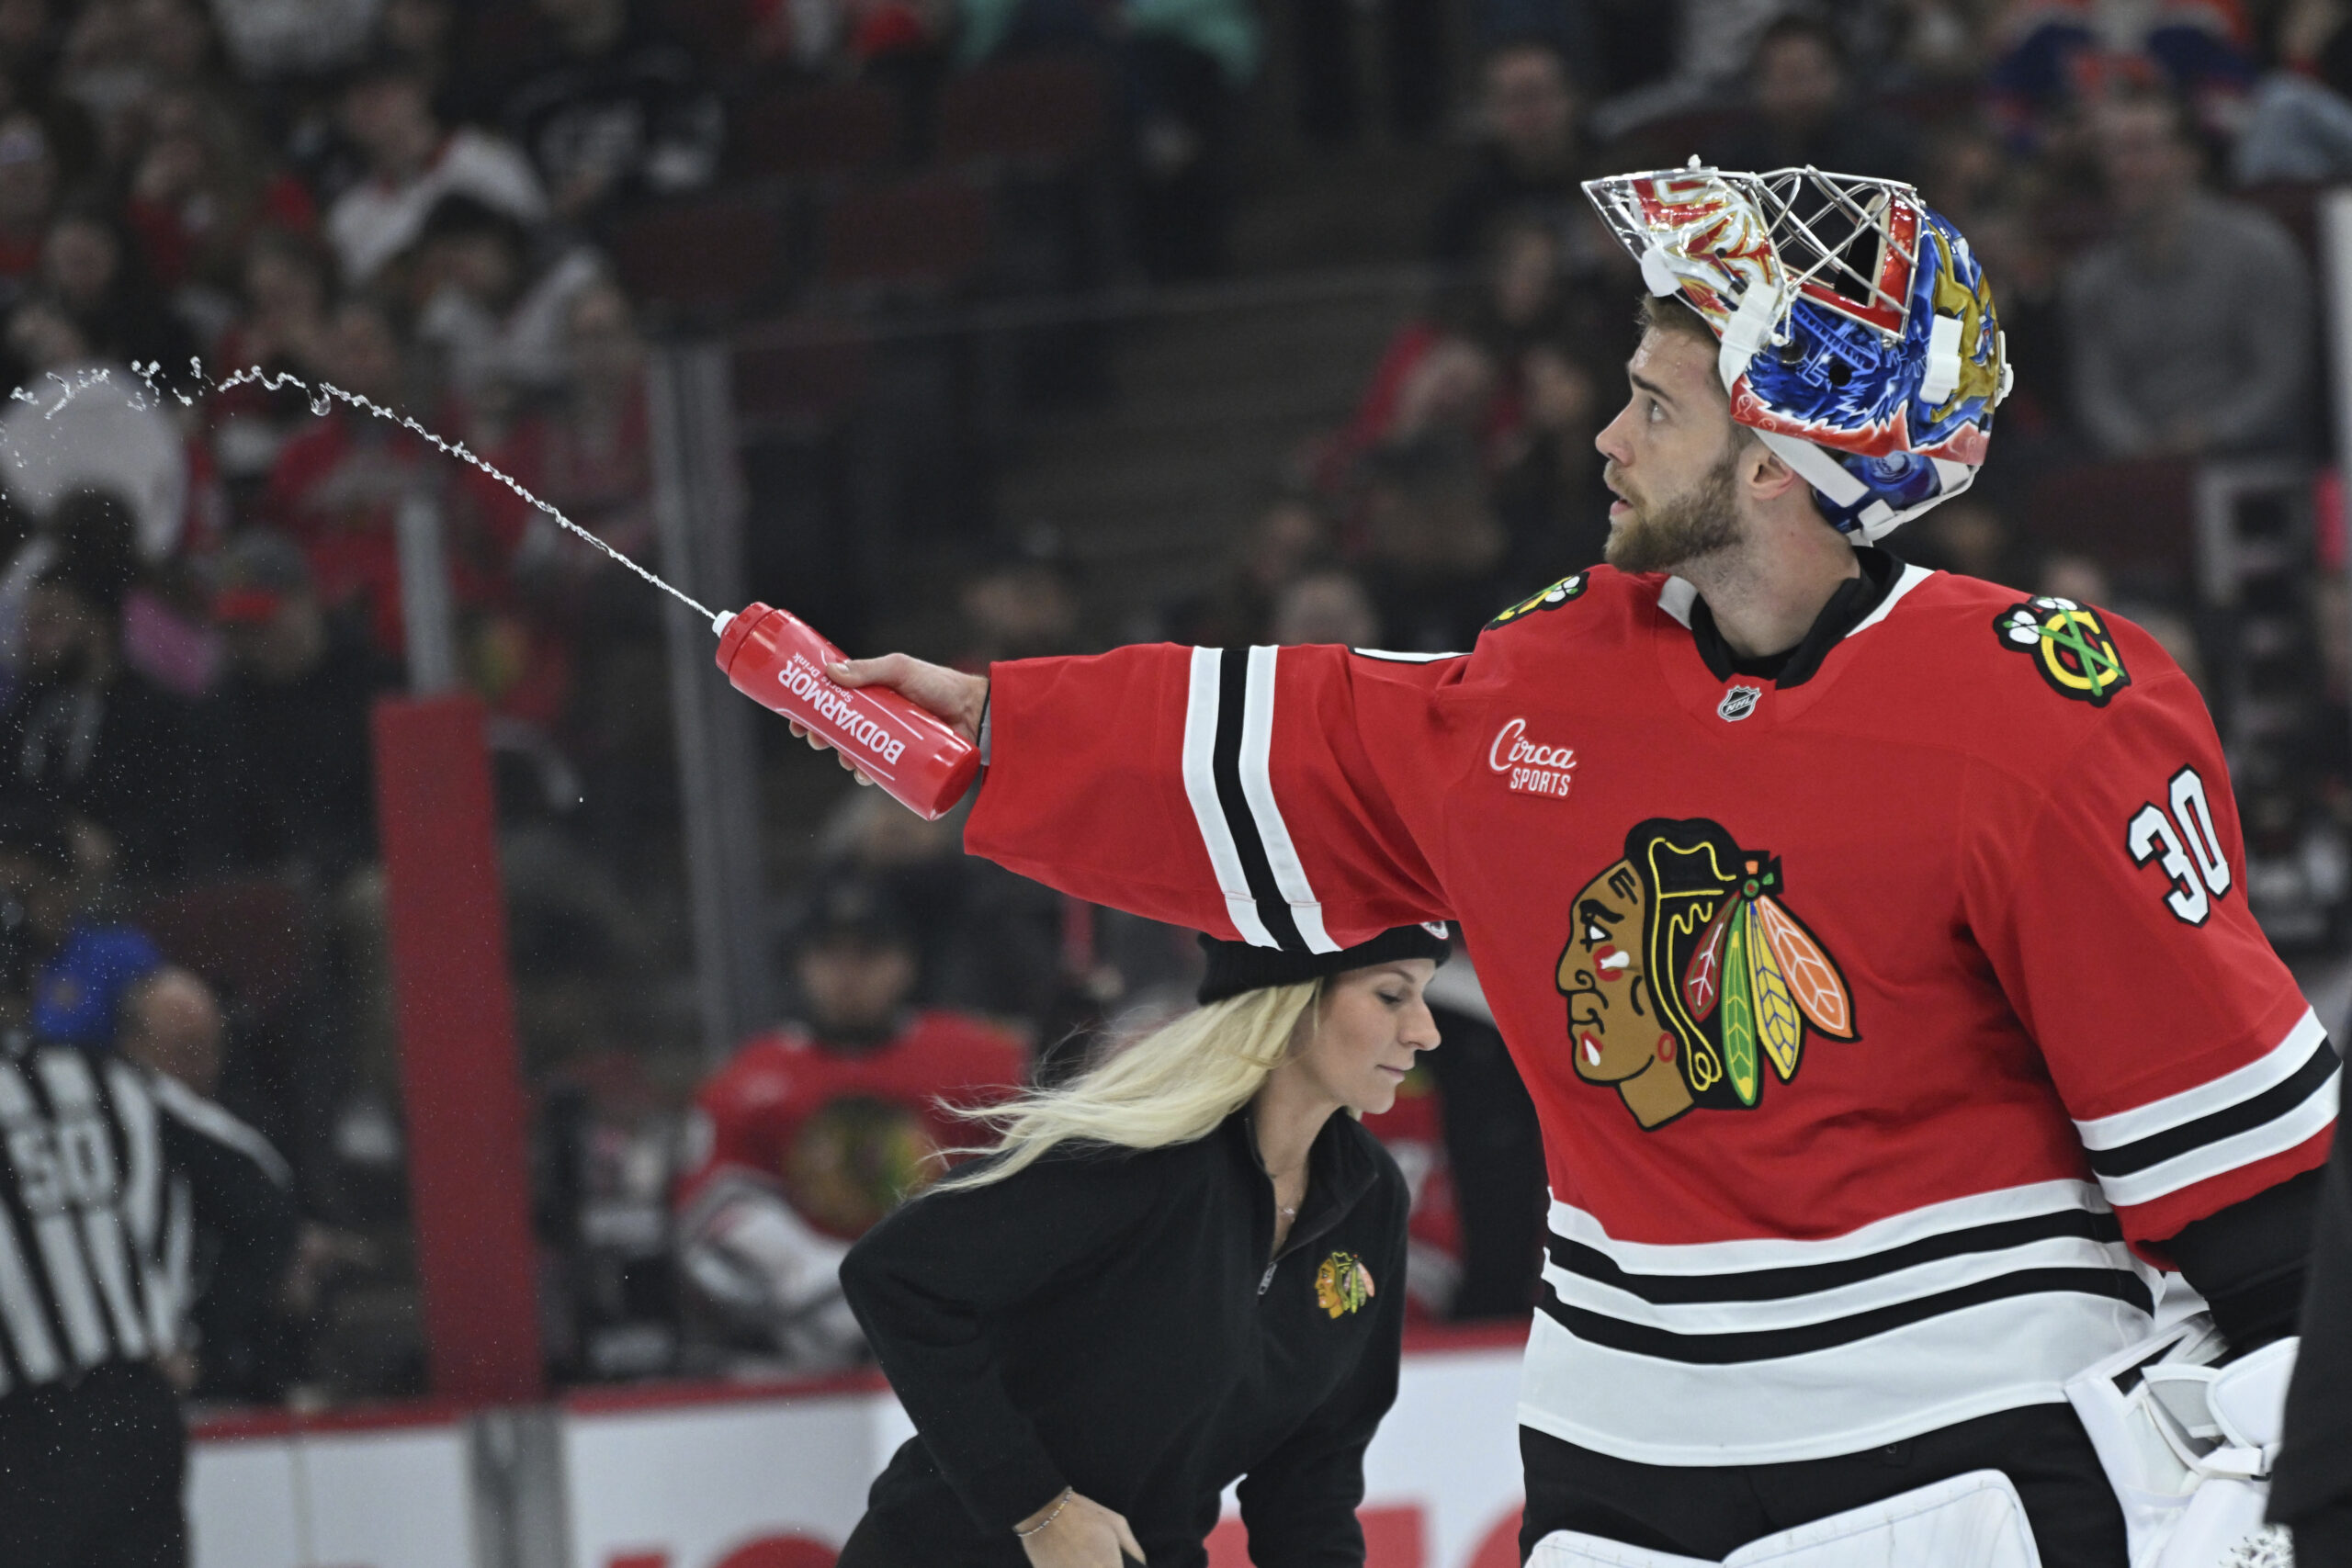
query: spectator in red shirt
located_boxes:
[673,879,1028,1372]
[491,276,653,608]
[263,297,522,669]
[208,226,335,488]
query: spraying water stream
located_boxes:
[10,358,726,629]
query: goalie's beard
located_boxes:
[1603,436,1745,578]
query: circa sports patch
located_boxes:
[1994,596,2131,707]
[1486,572,1589,631]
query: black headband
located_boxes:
[1196,924,1451,1006]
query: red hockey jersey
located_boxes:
[964,563,2337,1464]
[675,1013,1027,1243]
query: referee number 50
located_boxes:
[2126,767,2233,926]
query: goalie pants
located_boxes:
[1519,1404,2127,1566]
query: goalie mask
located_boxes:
[1583,164,2012,542]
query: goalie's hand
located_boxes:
[790,656,989,786]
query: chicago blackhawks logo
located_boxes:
[1996,596,2130,707]
[1315,1252,1375,1317]
[1556,818,1857,1129]
[1487,572,1588,631]
[785,1095,943,1237]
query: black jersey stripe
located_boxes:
[2086,1041,2339,1179]
[0,1047,272,1389]
[1548,1207,2127,1305]
[1541,1266,2154,1364]
[1210,648,1308,953]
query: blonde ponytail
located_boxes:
[931,981,1322,1193]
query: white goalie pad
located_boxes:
[1530,1470,2041,1568]
[2063,1316,2300,1568]
[677,1177,866,1370]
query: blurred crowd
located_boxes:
[0,0,2341,1404]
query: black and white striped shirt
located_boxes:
[0,1042,292,1394]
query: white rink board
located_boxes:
[561,1341,1523,1568]
[189,1336,1526,1568]
[189,1424,476,1568]
[560,1387,916,1568]
[1364,1343,1524,1565]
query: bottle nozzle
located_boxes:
[712,610,734,638]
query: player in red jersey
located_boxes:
[791,169,2333,1565]
[673,880,1027,1371]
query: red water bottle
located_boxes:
[715,604,980,820]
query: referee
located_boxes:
[0,1019,298,1564]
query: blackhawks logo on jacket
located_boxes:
[1315,1252,1374,1317]
[1556,818,1857,1129]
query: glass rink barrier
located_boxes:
[187,1324,1528,1568]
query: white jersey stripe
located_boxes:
[1844,563,1934,637]
[1541,1233,2139,1335]
[1181,647,1276,948]
[1547,1180,2112,1274]
[1517,1287,2147,1467]
[0,1206,59,1382]
[2074,1010,2327,1150]
[33,1212,107,1367]
[0,1057,34,1121]
[35,1049,100,1114]
[79,1208,148,1358]
[104,1064,174,1350]
[1657,578,1698,628]
[2094,1074,2339,1209]
[1240,646,1339,954]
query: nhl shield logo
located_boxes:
[1716,684,1763,722]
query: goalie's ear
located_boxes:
[1736,433,1810,507]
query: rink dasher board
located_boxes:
[187,1326,1528,1568]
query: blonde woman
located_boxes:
[836,925,1447,1568]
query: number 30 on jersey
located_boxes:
[2127,767,2233,925]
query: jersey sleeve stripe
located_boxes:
[2074,1009,2327,1150]
[2085,1041,2338,1179]
[1240,646,1340,954]
[1208,649,1308,953]
[1180,647,1279,949]
[2090,1066,2338,1211]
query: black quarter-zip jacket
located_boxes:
[839,1106,1409,1566]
